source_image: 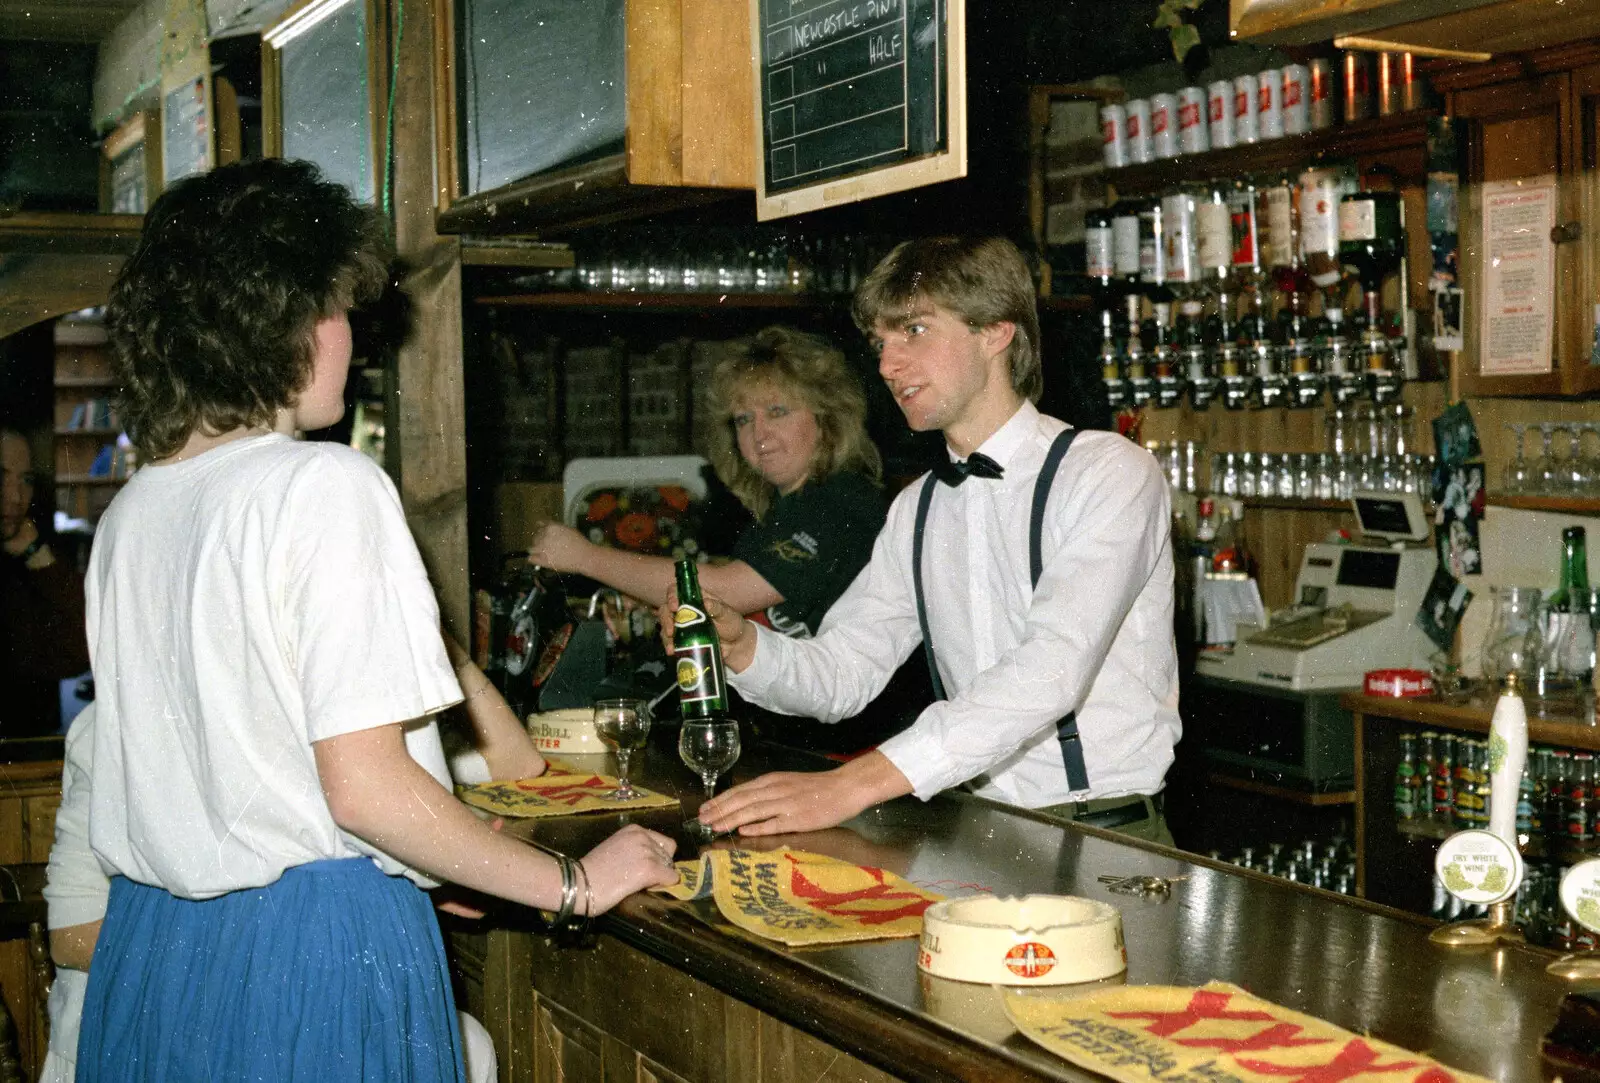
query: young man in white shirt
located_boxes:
[674,236,1181,843]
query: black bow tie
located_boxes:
[933,452,1005,487]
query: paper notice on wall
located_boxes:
[1479,178,1556,376]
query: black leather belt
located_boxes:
[1063,793,1164,830]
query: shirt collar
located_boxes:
[947,401,1040,471]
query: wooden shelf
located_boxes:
[1395,816,1600,865]
[1345,691,1600,752]
[53,376,117,388]
[474,291,830,311]
[1106,110,1440,199]
[1487,493,1600,514]
[54,474,127,486]
[1240,497,1349,512]
[1207,771,1356,807]
[54,427,121,437]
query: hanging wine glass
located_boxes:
[1532,422,1559,495]
[1503,423,1530,495]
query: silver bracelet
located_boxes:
[554,855,577,926]
[575,859,593,920]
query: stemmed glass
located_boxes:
[1559,424,1592,495]
[1504,423,1530,494]
[1533,422,1559,495]
[593,699,652,801]
[679,720,742,839]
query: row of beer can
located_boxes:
[1103,53,1426,168]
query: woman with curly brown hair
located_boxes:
[77,158,677,1083]
[528,325,886,639]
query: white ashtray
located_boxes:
[525,708,603,754]
[917,895,1126,986]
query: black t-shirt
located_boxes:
[733,471,886,637]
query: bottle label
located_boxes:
[1112,216,1141,277]
[675,643,724,704]
[1262,186,1295,269]
[674,604,708,628]
[1228,195,1257,268]
[1339,199,1377,242]
[1085,226,1114,279]
[1196,202,1231,270]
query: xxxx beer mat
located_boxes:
[456,771,678,818]
[1003,982,1490,1083]
[652,848,943,947]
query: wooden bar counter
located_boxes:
[447,734,1573,1083]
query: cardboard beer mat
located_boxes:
[1003,982,1490,1083]
[456,770,678,818]
[652,848,943,947]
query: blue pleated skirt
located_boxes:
[77,858,466,1083]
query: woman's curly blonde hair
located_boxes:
[705,326,881,521]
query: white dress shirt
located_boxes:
[730,402,1181,809]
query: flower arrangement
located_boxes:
[580,484,703,560]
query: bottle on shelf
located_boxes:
[1544,526,1593,690]
[1338,189,1406,403]
[1084,205,1116,310]
[1122,293,1152,408]
[1195,181,1234,411]
[1567,751,1595,849]
[1321,307,1364,405]
[1395,731,1421,821]
[1418,731,1438,821]
[1222,177,1262,410]
[1432,732,1456,820]
[1176,297,1215,409]
[1547,749,1573,848]
[1098,307,1127,411]
[1148,299,1179,408]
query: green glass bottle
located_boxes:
[673,558,728,720]
[1549,526,1590,613]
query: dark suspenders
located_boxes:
[912,428,1089,791]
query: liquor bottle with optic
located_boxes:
[1338,189,1405,403]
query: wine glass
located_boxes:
[593,698,651,801]
[1533,422,1559,494]
[678,719,741,839]
[1504,423,1530,494]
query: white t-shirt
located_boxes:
[731,402,1181,808]
[41,704,101,1083]
[84,434,462,899]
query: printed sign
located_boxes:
[456,771,677,818]
[653,848,941,946]
[1003,982,1491,1083]
[1435,829,1522,905]
[1560,857,1600,933]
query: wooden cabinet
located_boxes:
[0,761,63,1083]
[447,927,898,1083]
[1438,43,1600,397]
[432,0,753,235]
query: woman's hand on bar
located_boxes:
[697,751,913,836]
[581,824,681,912]
[658,587,757,673]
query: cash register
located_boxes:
[1195,490,1438,693]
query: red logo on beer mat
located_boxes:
[1004,942,1057,978]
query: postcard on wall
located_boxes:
[1479,177,1556,376]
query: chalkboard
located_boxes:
[279,0,375,204]
[162,76,212,186]
[454,0,626,197]
[753,0,965,220]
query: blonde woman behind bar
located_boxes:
[529,325,886,640]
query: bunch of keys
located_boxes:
[1098,873,1189,898]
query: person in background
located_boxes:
[1,427,89,736]
[668,236,1182,843]
[43,645,529,1083]
[528,325,886,639]
[79,158,677,1082]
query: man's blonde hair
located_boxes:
[851,235,1042,402]
[705,326,881,521]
